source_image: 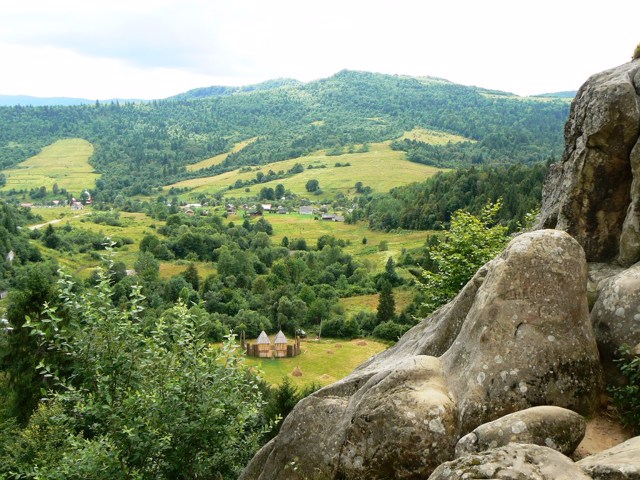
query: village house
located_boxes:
[299,206,314,215]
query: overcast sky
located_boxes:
[1,0,638,99]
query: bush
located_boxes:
[372,321,411,342]
[609,346,640,433]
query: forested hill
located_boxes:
[0,70,570,201]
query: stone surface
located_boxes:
[536,60,640,265]
[577,436,640,479]
[429,443,592,480]
[241,230,603,479]
[591,263,640,383]
[455,405,586,457]
[588,262,626,308]
[442,230,602,434]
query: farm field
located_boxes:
[241,337,388,387]
[0,138,98,193]
[166,141,445,202]
[398,127,475,145]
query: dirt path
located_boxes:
[28,213,86,230]
[572,408,634,460]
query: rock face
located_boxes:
[429,443,592,480]
[441,230,601,433]
[577,436,640,479]
[240,230,602,480]
[591,264,640,382]
[536,60,640,266]
[455,406,586,457]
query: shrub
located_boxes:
[372,321,411,342]
[609,346,640,433]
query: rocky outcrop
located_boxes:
[536,60,640,266]
[455,406,586,457]
[591,264,640,382]
[429,443,592,480]
[441,230,601,434]
[241,230,602,480]
[577,436,640,479]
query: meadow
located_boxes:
[241,337,388,387]
[167,140,445,202]
[1,138,98,193]
[186,137,257,172]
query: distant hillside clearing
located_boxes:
[1,138,98,192]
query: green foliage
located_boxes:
[6,268,268,478]
[608,346,640,434]
[366,163,548,232]
[0,71,567,200]
[262,377,320,441]
[421,200,509,314]
[372,321,411,342]
[305,178,320,193]
[634,43,640,60]
[376,279,396,324]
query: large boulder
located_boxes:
[536,60,640,265]
[241,230,603,479]
[442,229,602,433]
[577,436,640,479]
[455,405,586,457]
[591,263,640,382]
[429,443,592,480]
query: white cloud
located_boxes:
[0,0,638,98]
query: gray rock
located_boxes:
[591,264,640,383]
[455,405,586,457]
[241,230,603,480]
[442,230,602,434]
[429,443,592,480]
[577,436,640,479]
[588,262,626,308]
[536,60,640,265]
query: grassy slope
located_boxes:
[1,138,98,192]
[242,337,388,387]
[186,137,257,172]
[168,141,445,201]
[28,207,216,280]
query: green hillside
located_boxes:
[0,70,569,202]
[0,138,98,193]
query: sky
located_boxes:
[0,0,638,100]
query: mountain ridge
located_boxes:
[0,70,575,106]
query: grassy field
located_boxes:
[28,207,216,280]
[398,127,475,145]
[1,138,98,193]
[339,287,416,316]
[241,337,388,387]
[186,137,257,172]
[167,141,444,202]
[254,212,431,269]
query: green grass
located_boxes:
[167,141,445,202]
[186,137,257,172]
[257,213,431,269]
[339,287,415,316]
[1,138,98,193]
[241,337,388,387]
[28,207,215,280]
[399,127,475,145]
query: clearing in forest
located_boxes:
[167,141,445,200]
[1,138,98,193]
[242,337,388,387]
[186,137,258,172]
[398,127,475,145]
